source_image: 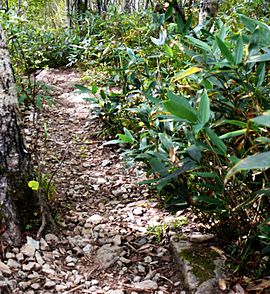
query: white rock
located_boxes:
[133,276,141,283]
[189,233,215,243]
[83,244,93,254]
[97,178,107,185]
[65,256,77,264]
[0,261,11,275]
[19,281,31,290]
[6,252,15,259]
[7,259,20,269]
[45,233,59,244]
[27,236,40,250]
[86,214,103,225]
[96,244,123,268]
[16,252,24,262]
[44,280,56,288]
[42,264,56,276]
[35,251,45,265]
[108,290,125,294]
[91,279,99,285]
[40,238,50,251]
[138,264,146,273]
[112,235,122,246]
[22,262,36,271]
[21,243,36,257]
[31,283,40,290]
[133,207,144,216]
[134,280,158,290]
[144,256,152,263]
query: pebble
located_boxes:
[22,262,36,271]
[44,280,56,288]
[20,243,36,258]
[7,259,21,269]
[86,214,103,225]
[6,252,15,259]
[133,207,144,216]
[0,261,11,275]
[134,280,158,290]
[40,238,50,251]
[45,233,59,244]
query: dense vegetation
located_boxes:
[1,0,270,277]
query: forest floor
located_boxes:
[0,68,203,293]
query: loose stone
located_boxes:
[0,261,11,275]
[20,244,36,258]
[134,280,158,290]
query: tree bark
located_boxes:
[0,27,31,246]
[199,0,218,25]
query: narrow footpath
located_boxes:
[0,69,186,294]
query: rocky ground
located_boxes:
[0,68,197,293]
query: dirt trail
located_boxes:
[1,68,186,294]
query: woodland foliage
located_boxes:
[1,0,270,276]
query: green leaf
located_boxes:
[186,36,212,52]
[205,128,227,155]
[234,36,243,64]
[222,119,247,128]
[28,180,39,191]
[197,90,210,126]
[215,36,235,64]
[127,48,136,62]
[219,129,247,139]
[159,133,173,151]
[163,43,173,58]
[183,13,193,35]
[187,145,202,162]
[256,62,266,87]
[149,158,168,177]
[91,84,98,94]
[191,172,220,179]
[247,53,270,63]
[164,91,197,123]
[252,115,270,128]
[225,151,270,182]
[75,84,91,93]
[239,14,270,32]
[193,195,223,205]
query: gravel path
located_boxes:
[0,68,187,294]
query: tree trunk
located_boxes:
[199,0,218,25]
[66,0,71,27]
[0,27,32,246]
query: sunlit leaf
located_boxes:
[186,36,212,52]
[219,129,247,139]
[216,36,235,64]
[256,62,266,87]
[197,89,210,126]
[252,115,270,128]
[225,151,270,182]
[248,52,270,63]
[164,92,197,123]
[234,36,243,64]
[163,43,173,58]
[28,180,39,191]
[172,66,202,82]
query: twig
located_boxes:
[63,284,85,294]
